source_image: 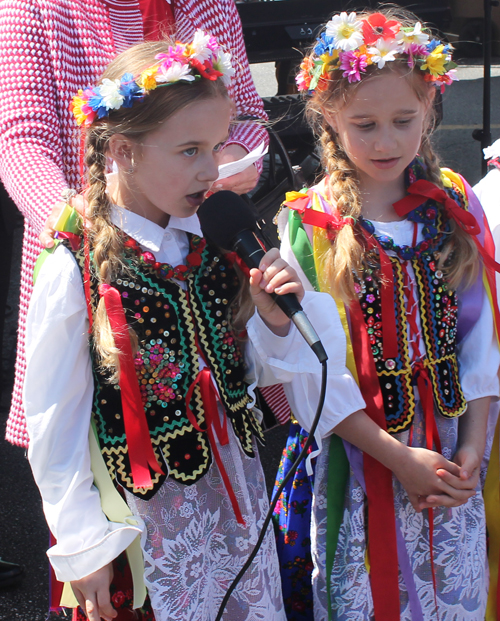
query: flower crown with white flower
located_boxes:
[296,11,457,93]
[71,30,235,127]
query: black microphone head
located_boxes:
[198,191,257,248]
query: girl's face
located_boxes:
[116,95,232,227]
[326,73,430,189]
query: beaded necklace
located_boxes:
[359,157,449,260]
[123,233,206,281]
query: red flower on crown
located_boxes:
[362,13,400,45]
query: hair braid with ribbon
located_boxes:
[85,125,137,380]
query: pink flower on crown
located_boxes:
[157,45,186,65]
[339,50,368,82]
[406,43,428,67]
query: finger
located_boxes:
[96,586,117,621]
[258,249,280,272]
[435,457,461,477]
[436,468,476,490]
[71,587,87,615]
[39,230,56,249]
[408,493,424,513]
[263,266,297,294]
[248,267,264,291]
[85,595,101,621]
[421,490,475,508]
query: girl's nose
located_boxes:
[198,153,220,183]
[374,129,397,153]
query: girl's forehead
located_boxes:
[341,73,422,116]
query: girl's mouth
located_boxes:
[371,158,400,169]
[186,191,206,207]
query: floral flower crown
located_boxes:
[71,30,235,127]
[296,12,457,93]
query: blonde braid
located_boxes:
[85,128,136,379]
[318,124,364,302]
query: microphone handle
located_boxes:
[233,230,328,363]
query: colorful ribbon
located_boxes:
[99,284,164,489]
[185,367,246,526]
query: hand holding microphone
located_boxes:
[197,191,328,363]
[247,247,304,337]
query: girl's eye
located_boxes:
[356,123,374,131]
[213,142,225,153]
[395,118,412,126]
[183,147,197,157]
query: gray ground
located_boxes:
[0,62,498,621]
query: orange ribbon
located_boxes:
[185,367,246,526]
[99,284,165,489]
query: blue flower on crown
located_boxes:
[119,73,143,108]
[314,32,336,56]
[426,39,441,53]
[87,88,109,119]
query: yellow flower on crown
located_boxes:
[139,67,159,90]
[421,44,447,76]
[320,49,339,73]
[71,90,87,125]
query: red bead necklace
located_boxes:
[123,234,206,281]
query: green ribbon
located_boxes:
[287,207,350,619]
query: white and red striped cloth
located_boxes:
[0,0,268,447]
[259,384,291,426]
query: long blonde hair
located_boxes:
[305,7,478,302]
[83,39,230,378]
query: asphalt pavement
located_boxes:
[1,61,498,621]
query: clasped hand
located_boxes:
[395,445,479,513]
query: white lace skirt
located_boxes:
[311,403,489,621]
[125,424,286,621]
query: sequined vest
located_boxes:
[68,237,264,499]
[357,239,467,434]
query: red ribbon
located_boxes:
[348,297,400,621]
[99,284,164,489]
[297,208,355,240]
[185,367,246,526]
[54,230,81,252]
[393,179,500,275]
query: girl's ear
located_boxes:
[108,134,137,170]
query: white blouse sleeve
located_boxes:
[458,287,500,402]
[246,294,365,438]
[23,245,143,582]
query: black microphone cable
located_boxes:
[214,359,328,621]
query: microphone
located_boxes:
[198,191,328,363]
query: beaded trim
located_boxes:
[123,234,206,281]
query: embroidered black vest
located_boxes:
[69,237,264,499]
[356,236,467,434]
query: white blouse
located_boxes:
[23,208,365,582]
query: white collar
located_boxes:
[110,205,202,253]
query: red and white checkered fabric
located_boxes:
[0,0,268,447]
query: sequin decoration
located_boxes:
[135,340,182,409]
